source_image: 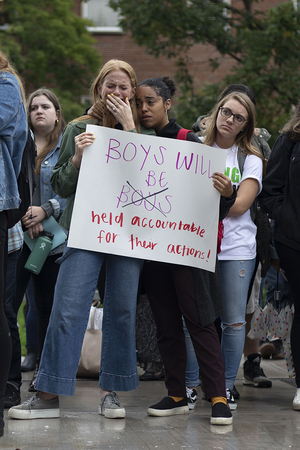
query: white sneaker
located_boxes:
[292,388,300,411]
[186,387,197,410]
[226,388,237,411]
[99,392,125,418]
[8,392,60,420]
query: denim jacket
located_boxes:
[33,135,66,256]
[0,72,27,211]
[40,135,66,219]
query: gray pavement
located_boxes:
[1,357,299,450]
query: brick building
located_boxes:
[73,0,286,88]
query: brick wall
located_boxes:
[74,0,286,88]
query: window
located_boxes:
[82,0,122,34]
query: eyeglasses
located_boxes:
[219,107,247,126]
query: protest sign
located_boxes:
[67,125,226,272]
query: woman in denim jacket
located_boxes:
[0,51,27,438]
[14,88,66,392]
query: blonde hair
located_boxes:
[79,59,140,131]
[0,50,26,107]
[204,92,263,161]
[281,102,300,141]
[27,88,66,174]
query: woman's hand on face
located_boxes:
[106,94,135,131]
[72,132,95,169]
[22,206,47,229]
[212,172,234,198]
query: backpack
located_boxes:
[237,149,271,277]
[7,132,36,229]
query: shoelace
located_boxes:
[186,387,193,397]
[110,392,121,407]
[23,393,39,411]
[226,389,234,401]
[102,391,122,409]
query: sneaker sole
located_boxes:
[147,405,189,417]
[243,377,272,388]
[227,403,237,411]
[98,405,125,419]
[292,403,300,411]
[8,408,60,420]
[210,416,233,425]
[187,403,196,410]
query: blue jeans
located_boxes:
[183,318,200,387]
[219,258,256,390]
[265,265,293,307]
[36,246,143,396]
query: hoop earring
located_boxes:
[55,119,59,125]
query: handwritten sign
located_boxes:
[67,125,226,272]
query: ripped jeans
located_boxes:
[219,259,256,390]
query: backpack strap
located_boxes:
[236,148,257,222]
[177,128,191,140]
[237,148,247,177]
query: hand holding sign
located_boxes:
[68,126,226,272]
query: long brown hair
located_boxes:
[204,92,263,161]
[281,102,300,141]
[79,59,140,132]
[0,50,26,106]
[27,88,66,174]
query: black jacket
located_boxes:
[259,132,300,251]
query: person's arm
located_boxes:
[259,133,295,220]
[228,178,259,216]
[219,187,237,221]
[211,172,237,220]
[0,82,19,134]
[50,121,88,198]
[228,153,263,216]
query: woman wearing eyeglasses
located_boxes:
[204,92,264,410]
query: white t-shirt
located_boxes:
[216,143,263,260]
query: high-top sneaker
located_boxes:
[243,353,272,387]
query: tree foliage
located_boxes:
[110,0,300,142]
[0,0,101,121]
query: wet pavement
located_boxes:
[1,357,299,449]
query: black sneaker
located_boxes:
[186,387,197,410]
[147,397,189,417]
[4,382,21,409]
[210,402,233,425]
[243,353,272,388]
[232,384,240,400]
[226,388,237,410]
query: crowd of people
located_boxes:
[1,52,300,438]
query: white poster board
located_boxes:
[68,125,226,272]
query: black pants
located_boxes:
[275,240,300,388]
[14,244,60,357]
[143,261,226,400]
[5,249,22,387]
[0,212,12,400]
